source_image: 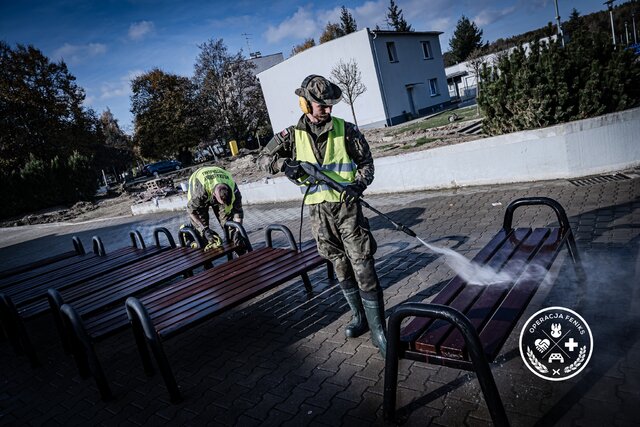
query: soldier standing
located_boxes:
[257,75,386,356]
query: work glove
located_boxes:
[203,228,222,251]
[281,159,306,180]
[342,182,366,206]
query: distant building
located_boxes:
[446,36,557,101]
[246,52,284,75]
[257,28,451,131]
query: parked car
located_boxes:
[142,160,182,177]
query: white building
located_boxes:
[257,28,451,131]
[246,52,284,75]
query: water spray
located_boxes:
[295,162,525,287]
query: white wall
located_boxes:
[132,107,640,214]
[241,107,640,202]
[258,29,386,133]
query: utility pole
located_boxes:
[625,21,630,44]
[633,12,638,44]
[241,33,252,56]
[604,0,616,46]
[553,0,565,46]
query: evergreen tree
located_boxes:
[340,6,357,34]
[449,15,484,63]
[386,0,412,32]
[477,32,640,135]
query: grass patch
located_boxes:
[415,137,437,147]
[400,137,438,149]
[386,107,482,137]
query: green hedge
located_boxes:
[0,151,98,219]
[478,31,640,135]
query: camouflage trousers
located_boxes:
[309,201,380,292]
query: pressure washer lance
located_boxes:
[296,161,417,238]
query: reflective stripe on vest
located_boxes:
[187,167,236,214]
[294,117,355,204]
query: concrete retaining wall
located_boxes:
[131,107,640,215]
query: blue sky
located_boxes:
[2,0,613,134]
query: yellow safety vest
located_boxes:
[294,117,356,204]
[187,167,236,214]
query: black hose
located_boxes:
[298,185,314,252]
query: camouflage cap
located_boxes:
[295,75,342,106]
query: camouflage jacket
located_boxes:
[256,115,375,187]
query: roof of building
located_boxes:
[369,29,443,36]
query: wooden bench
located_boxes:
[47,225,249,359]
[383,197,585,426]
[0,231,170,366]
[60,224,332,401]
[0,236,86,280]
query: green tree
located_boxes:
[193,38,270,148]
[331,59,366,127]
[340,6,358,34]
[0,42,97,172]
[131,68,201,159]
[478,32,640,135]
[320,22,344,43]
[291,38,316,56]
[386,0,412,32]
[449,15,484,63]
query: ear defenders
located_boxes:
[299,96,311,114]
[298,74,321,114]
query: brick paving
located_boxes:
[0,171,639,426]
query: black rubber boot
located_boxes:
[360,289,387,357]
[340,281,368,338]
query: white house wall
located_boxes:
[371,33,450,125]
[257,29,386,132]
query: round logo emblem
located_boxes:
[519,306,593,381]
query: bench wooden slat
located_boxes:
[400,229,513,342]
[142,247,283,311]
[152,251,322,338]
[0,251,79,280]
[479,228,565,360]
[7,247,166,307]
[21,245,237,319]
[83,247,287,339]
[149,249,307,323]
[438,228,553,358]
[0,245,140,289]
[414,228,537,353]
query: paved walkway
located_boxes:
[0,172,639,426]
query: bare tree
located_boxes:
[466,48,486,116]
[330,59,366,127]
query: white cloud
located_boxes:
[99,69,144,100]
[52,42,107,65]
[128,20,154,41]
[473,6,517,26]
[264,6,320,44]
[353,0,387,29]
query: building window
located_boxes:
[429,78,439,96]
[421,41,432,59]
[386,42,398,62]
